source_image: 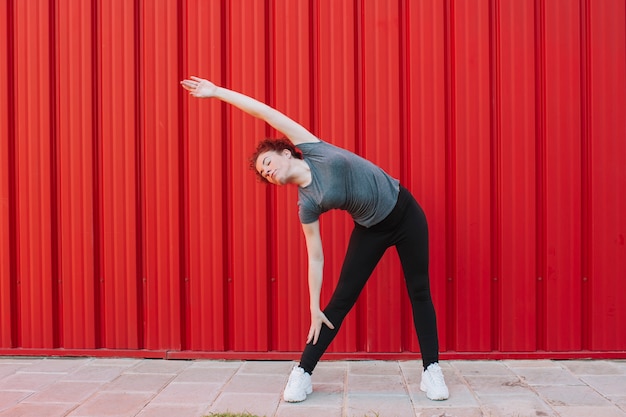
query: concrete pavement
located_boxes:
[1,357,625,417]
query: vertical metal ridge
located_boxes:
[49,0,61,349]
[6,0,19,348]
[177,0,189,352]
[3,0,21,347]
[92,0,103,349]
[354,0,364,157]
[579,0,591,351]
[398,0,408,185]
[133,0,145,350]
[443,0,457,351]
[354,0,368,353]
[534,0,546,351]
[222,0,233,352]
[310,0,319,136]
[488,0,502,352]
[398,0,410,350]
[265,0,275,352]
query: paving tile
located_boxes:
[239,360,294,375]
[479,394,556,417]
[504,359,563,369]
[18,358,90,373]
[348,374,407,395]
[414,407,484,417]
[0,372,63,391]
[62,363,129,382]
[300,386,343,406]
[187,359,243,369]
[222,373,286,394]
[551,405,626,417]
[0,363,25,379]
[462,375,534,397]
[103,372,175,393]
[312,382,344,396]
[136,404,206,417]
[276,386,343,417]
[348,360,402,375]
[510,366,585,386]
[311,363,346,384]
[206,392,280,417]
[149,381,222,405]
[127,359,192,374]
[559,360,623,375]
[173,365,239,384]
[347,393,416,417]
[580,375,626,397]
[22,381,103,404]
[0,403,76,417]
[0,391,32,411]
[88,358,142,368]
[452,360,514,376]
[535,385,614,407]
[67,391,154,417]
[276,404,342,417]
[614,395,626,412]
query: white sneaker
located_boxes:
[420,363,449,400]
[283,366,312,402]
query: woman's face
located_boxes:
[255,149,292,185]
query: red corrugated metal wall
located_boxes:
[1,0,625,359]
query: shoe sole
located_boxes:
[420,381,449,401]
[283,386,312,402]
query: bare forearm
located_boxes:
[213,86,318,145]
[307,259,324,312]
[213,87,276,121]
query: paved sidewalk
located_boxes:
[0,357,625,417]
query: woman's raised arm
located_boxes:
[181,76,319,146]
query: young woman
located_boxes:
[180,76,449,402]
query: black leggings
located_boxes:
[299,186,439,374]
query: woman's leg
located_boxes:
[298,224,389,374]
[394,194,440,369]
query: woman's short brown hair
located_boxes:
[249,138,303,183]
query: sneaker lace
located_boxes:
[287,367,304,389]
[428,364,446,386]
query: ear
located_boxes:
[282,149,292,158]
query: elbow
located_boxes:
[309,253,324,265]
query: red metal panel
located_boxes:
[497,0,537,352]
[13,0,56,348]
[451,0,493,352]
[587,0,626,350]
[0,0,12,347]
[315,0,359,354]
[141,0,182,350]
[56,0,97,349]
[404,0,448,352]
[184,1,227,351]
[99,0,141,349]
[228,0,270,351]
[272,0,312,352]
[361,0,404,353]
[543,0,583,351]
[0,0,625,358]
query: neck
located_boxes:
[290,159,312,187]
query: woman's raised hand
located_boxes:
[180,76,218,98]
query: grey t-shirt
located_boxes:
[296,141,400,227]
